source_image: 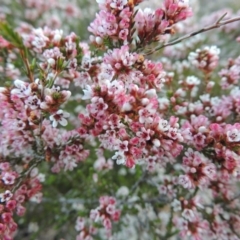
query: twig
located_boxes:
[216,12,228,24]
[42,197,98,205]
[11,158,43,192]
[128,170,148,195]
[144,14,240,56]
[228,192,240,203]
[119,170,148,205]
[19,49,34,82]
[204,191,240,208]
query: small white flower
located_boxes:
[96,0,106,4]
[186,76,200,87]
[30,192,42,203]
[145,89,157,98]
[28,222,39,233]
[208,45,221,55]
[49,110,70,128]
[121,102,132,112]
[30,168,39,178]
[90,209,100,222]
[82,85,93,100]
[96,36,103,45]
[75,217,85,231]
[47,58,55,66]
[112,151,126,165]
[153,139,161,147]
[11,79,31,98]
[158,119,170,132]
[178,175,193,189]
[53,29,63,43]
[0,190,13,202]
[227,129,240,142]
[0,87,7,93]
[25,95,41,110]
[171,199,181,212]
[37,173,45,182]
[110,0,127,10]
[182,209,195,221]
[178,0,189,7]
[158,98,170,110]
[116,186,129,197]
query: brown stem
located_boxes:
[144,14,240,56]
[20,50,34,82]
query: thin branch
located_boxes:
[216,12,228,24]
[12,158,43,192]
[128,170,148,195]
[144,14,240,56]
[119,170,148,205]
[19,49,34,82]
[204,192,240,208]
[228,192,240,203]
[42,197,98,205]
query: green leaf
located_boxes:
[103,36,113,49]
[0,21,24,48]
[30,58,36,71]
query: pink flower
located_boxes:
[2,172,16,185]
[163,0,193,23]
[103,218,112,230]
[16,205,26,216]
[189,46,220,73]
[106,204,115,215]
[0,36,10,48]
[0,223,6,233]
[2,212,12,223]
[202,164,217,181]
[6,200,17,211]
[0,162,10,171]
[118,29,128,40]
[118,140,129,152]
[178,175,193,189]
[136,127,153,141]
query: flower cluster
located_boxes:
[90,196,120,237]
[188,45,220,74]
[219,56,240,89]
[75,217,97,240]
[89,0,192,47]
[0,162,43,239]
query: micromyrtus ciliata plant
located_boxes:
[0,0,240,239]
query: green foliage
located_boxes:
[0,22,24,48]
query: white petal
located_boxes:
[59,118,68,126]
[52,120,58,128]
[14,79,25,88]
[63,112,70,118]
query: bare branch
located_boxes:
[144,15,240,56]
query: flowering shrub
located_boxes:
[0,0,240,239]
